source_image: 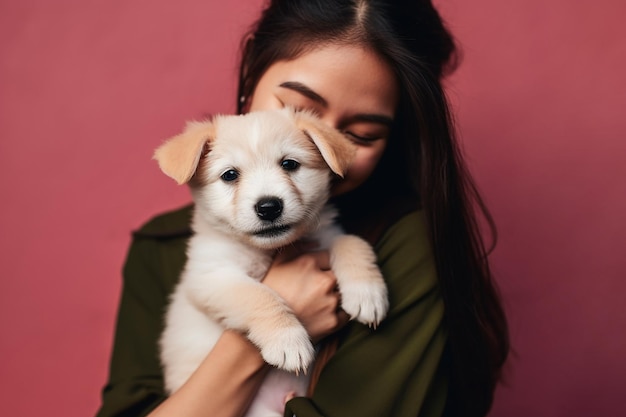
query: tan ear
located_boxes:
[294,111,356,177]
[153,120,215,185]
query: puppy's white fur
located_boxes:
[154,108,389,417]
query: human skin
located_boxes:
[148,43,399,417]
[249,43,399,196]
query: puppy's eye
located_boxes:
[221,169,239,182]
[281,159,300,171]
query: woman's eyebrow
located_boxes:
[279,81,328,107]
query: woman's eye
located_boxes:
[221,169,239,182]
[281,159,300,171]
[344,131,379,143]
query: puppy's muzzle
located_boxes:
[255,197,283,221]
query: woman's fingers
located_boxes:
[263,250,344,342]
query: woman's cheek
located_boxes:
[349,153,375,182]
[332,144,386,194]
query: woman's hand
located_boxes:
[263,245,349,343]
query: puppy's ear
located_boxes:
[153,120,215,185]
[294,111,356,177]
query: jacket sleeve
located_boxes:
[95,236,178,417]
[285,211,449,417]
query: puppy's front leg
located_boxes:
[330,235,389,327]
[187,275,315,372]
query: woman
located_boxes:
[96,1,509,416]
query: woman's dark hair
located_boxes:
[236,1,509,416]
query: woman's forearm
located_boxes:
[148,330,269,417]
[147,250,344,417]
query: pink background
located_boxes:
[1,0,624,416]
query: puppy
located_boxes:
[154,108,388,416]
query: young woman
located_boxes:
[96,1,509,416]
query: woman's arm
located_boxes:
[148,250,346,417]
[147,330,268,417]
[96,211,345,417]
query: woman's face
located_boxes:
[248,43,399,196]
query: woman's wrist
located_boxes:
[210,329,268,377]
[149,330,269,417]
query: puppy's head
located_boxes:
[154,108,356,249]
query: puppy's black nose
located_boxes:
[255,198,283,221]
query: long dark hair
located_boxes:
[236,1,509,416]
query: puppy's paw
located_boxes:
[258,324,315,373]
[330,234,389,327]
[340,273,389,328]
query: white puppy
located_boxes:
[154,108,388,416]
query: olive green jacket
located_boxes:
[96,205,448,417]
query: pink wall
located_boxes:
[0,1,624,416]
[438,1,626,415]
